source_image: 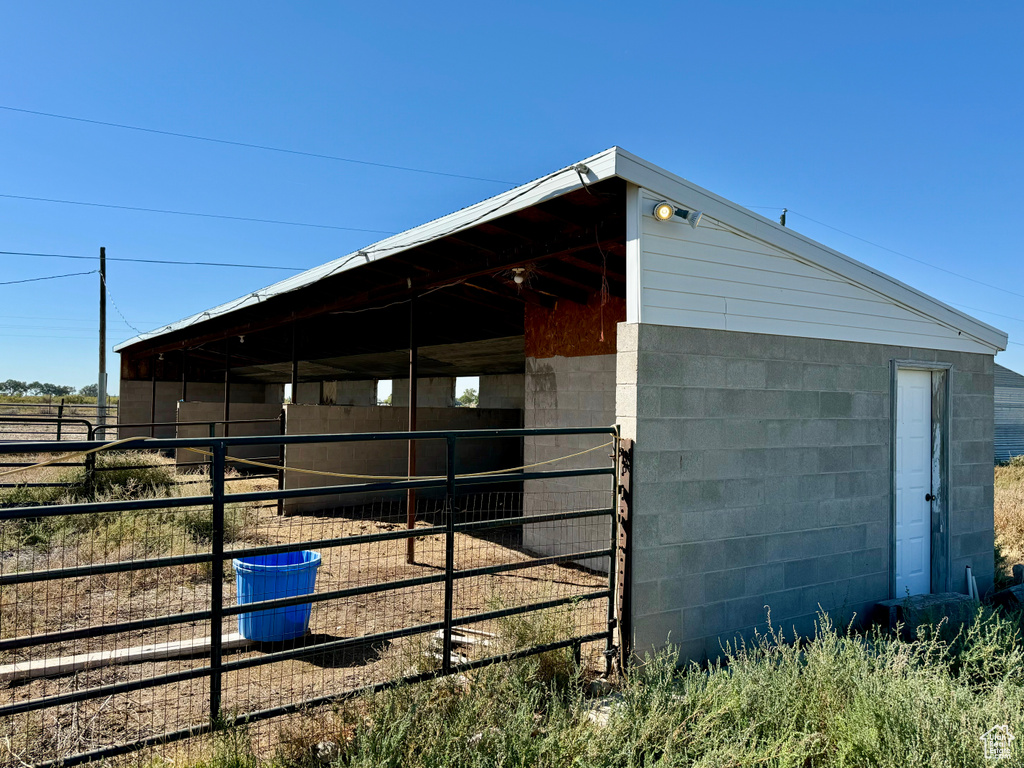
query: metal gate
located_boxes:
[0,426,621,768]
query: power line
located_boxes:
[787,210,1024,301]
[0,104,516,186]
[0,193,399,235]
[0,270,96,286]
[99,272,142,335]
[0,250,306,271]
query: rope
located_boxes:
[0,437,614,484]
[0,437,150,478]
[178,440,616,482]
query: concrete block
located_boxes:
[784,558,819,588]
[765,360,804,390]
[704,568,747,602]
[820,392,853,418]
[659,387,704,417]
[803,364,839,391]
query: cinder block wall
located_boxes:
[524,355,618,567]
[175,402,283,467]
[617,322,995,661]
[322,380,376,406]
[119,380,282,438]
[392,378,455,407]
[478,374,525,410]
[283,405,522,513]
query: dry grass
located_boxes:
[994,460,1024,584]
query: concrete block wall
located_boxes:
[119,380,282,438]
[282,405,522,514]
[478,374,525,410]
[392,378,455,407]
[322,380,377,406]
[175,401,283,467]
[524,355,617,568]
[294,382,322,405]
[617,322,995,661]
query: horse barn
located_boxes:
[114,146,1006,660]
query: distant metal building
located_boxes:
[995,363,1024,462]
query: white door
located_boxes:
[896,369,932,596]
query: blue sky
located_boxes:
[1,2,1022,392]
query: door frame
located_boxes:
[889,360,952,597]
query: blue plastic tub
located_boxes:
[233,550,321,642]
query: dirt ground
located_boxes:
[0,455,610,766]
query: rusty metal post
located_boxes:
[223,342,231,438]
[180,349,189,403]
[56,398,64,441]
[150,356,157,438]
[290,322,299,403]
[406,298,418,563]
[277,409,286,516]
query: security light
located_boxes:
[512,268,525,285]
[653,202,703,229]
[653,202,675,221]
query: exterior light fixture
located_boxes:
[239,335,245,344]
[653,201,704,229]
[512,268,525,285]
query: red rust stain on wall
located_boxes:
[524,294,626,359]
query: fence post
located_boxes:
[209,441,226,725]
[84,424,96,498]
[56,398,64,441]
[277,409,286,516]
[442,435,456,675]
[615,437,633,672]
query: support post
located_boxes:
[209,441,226,724]
[442,435,456,674]
[406,299,418,563]
[97,247,107,430]
[180,349,189,403]
[150,356,157,438]
[290,322,299,403]
[277,409,286,516]
[56,398,64,441]
[223,342,231,438]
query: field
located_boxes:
[995,459,1024,585]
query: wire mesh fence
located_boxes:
[0,427,619,768]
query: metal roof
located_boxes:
[115,146,1007,354]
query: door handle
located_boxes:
[925,493,935,502]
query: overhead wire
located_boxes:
[0,250,306,271]
[0,193,399,235]
[0,270,96,286]
[0,104,516,185]
[786,209,1024,301]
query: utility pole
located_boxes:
[97,247,107,430]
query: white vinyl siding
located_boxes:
[636,190,994,354]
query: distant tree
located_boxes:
[79,383,99,397]
[457,388,479,407]
[381,393,392,406]
[26,381,45,395]
[0,379,28,396]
